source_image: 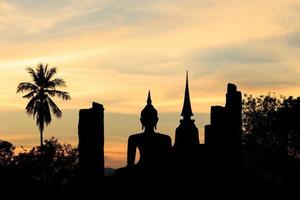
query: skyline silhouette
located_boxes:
[2,2,300,161]
[1,70,300,199]
[1,1,300,198]
[2,70,300,168]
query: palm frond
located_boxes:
[47,78,66,88]
[35,98,51,132]
[45,67,57,81]
[44,64,48,76]
[50,90,71,100]
[47,97,62,118]
[22,91,36,99]
[36,64,46,86]
[32,101,39,117]
[26,67,39,85]
[16,82,38,93]
[44,89,55,97]
[43,100,52,125]
[25,96,39,116]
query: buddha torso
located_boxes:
[130,132,171,167]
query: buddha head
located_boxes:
[140,91,158,130]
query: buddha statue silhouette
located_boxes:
[127,91,172,171]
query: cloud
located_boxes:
[0,1,105,39]
[184,26,300,92]
[189,44,278,79]
[220,64,300,89]
[286,31,300,47]
[5,0,75,10]
[0,0,166,42]
[197,46,276,65]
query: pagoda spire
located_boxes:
[174,71,199,151]
[147,90,152,105]
[181,71,193,119]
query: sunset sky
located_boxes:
[1,0,300,168]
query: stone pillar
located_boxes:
[205,84,242,147]
[225,83,242,148]
[78,102,104,179]
[210,106,227,146]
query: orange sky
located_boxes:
[1,0,300,168]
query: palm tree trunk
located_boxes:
[40,129,43,147]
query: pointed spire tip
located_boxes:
[181,71,193,117]
[186,70,189,85]
[147,90,152,105]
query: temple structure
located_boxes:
[205,83,242,162]
[173,71,199,153]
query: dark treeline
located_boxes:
[0,138,78,198]
[243,94,300,158]
[0,91,300,199]
[242,94,300,194]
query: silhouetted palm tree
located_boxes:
[17,64,71,147]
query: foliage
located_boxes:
[242,93,300,182]
[0,141,15,166]
[0,137,78,187]
[242,93,284,150]
[243,93,300,156]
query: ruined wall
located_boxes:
[78,102,104,179]
[205,83,242,153]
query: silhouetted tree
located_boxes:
[277,96,300,157]
[14,137,78,185]
[17,64,71,146]
[0,140,15,166]
[243,94,300,156]
[242,93,284,151]
[242,93,300,183]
